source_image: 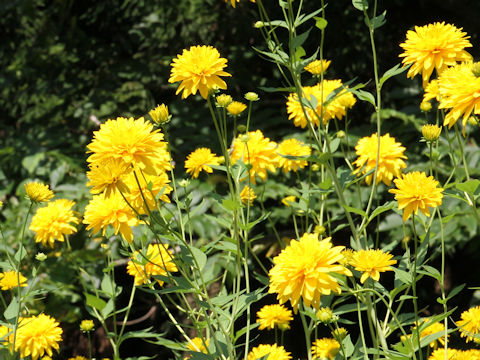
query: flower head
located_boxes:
[29,199,79,248]
[216,94,233,107]
[231,130,278,183]
[350,249,397,284]
[399,22,472,85]
[149,104,170,124]
[86,158,130,197]
[15,314,63,360]
[24,182,54,203]
[127,243,178,286]
[438,62,480,134]
[389,171,444,222]
[353,133,407,186]
[304,59,331,76]
[80,320,94,332]
[413,319,446,349]
[256,304,293,331]
[332,328,348,342]
[227,101,247,116]
[311,338,340,360]
[247,344,291,360]
[240,186,256,205]
[423,79,440,104]
[428,348,459,360]
[422,124,442,141]
[268,233,352,312]
[185,148,222,179]
[123,171,172,214]
[245,92,259,101]
[0,271,27,290]
[457,306,480,343]
[316,307,334,323]
[286,81,356,128]
[186,337,209,354]
[277,138,311,173]
[169,45,231,99]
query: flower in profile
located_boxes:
[227,101,247,116]
[256,304,293,331]
[457,306,480,343]
[0,271,27,290]
[123,171,172,214]
[216,94,233,107]
[169,45,231,99]
[247,344,291,360]
[185,148,222,179]
[350,249,397,284]
[304,59,331,76]
[24,182,54,203]
[231,130,278,183]
[83,192,139,243]
[437,62,480,134]
[353,133,407,186]
[245,92,259,101]
[268,232,352,312]
[186,337,209,355]
[286,80,356,128]
[80,320,94,332]
[389,171,444,222]
[277,138,311,173]
[29,199,79,248]
[127,243,178,286]
[281,195,296,207]
[87,117,171,176]
[332,328,348,342]
[240,186,256,205]
[86,158,130,197]
[149,104,170,124]
[423,79,440,104]
[15,314,63,360]
[412,319,446,349]
[399,22,472,85]
[311,338,340,360]
[422,124,442,141]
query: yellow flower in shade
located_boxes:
[277,138,311,173]
[216,94,233,107]
[149,104,169,124]
[24,182,54,203]
[423,79,440,103]
[86,158,130,197]
[169,45,231,99]
[185,148,222,179]
[69,356,88,360]
[29,199,79,248]
[186,337,209,354]
[268,233,352,312]
[311,338,340,360]
[83,192,139,243]
[123,171,172,214]
[428,348,459,360]
[230,130,278,183]
[422,124,442,141]
[225,0,256,8]
[437,62,480,134]
[247,344,291,360]
[457,306,480,343]
[286,81,356,128]
[0,271,27,290]
[353,133,407,186]
[87,117,171,176]
[15,314,63,360]
[256,304,293,331]
[80,320,94,332]
[411,319,446,349]
[399,22,472,86]
[240,186,256,205]
[281,195,296,207]
[389,171,444,222]
[304,59,331,76]
[350,249,397,284]
[127,243,178,286]
[332,328,348,342]
[227,101,247,116]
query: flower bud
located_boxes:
[316,307,333,323]
[216,94,233,108]
[332,327,348,341]
[80,319,94,332]
[314,225,326,235]
[420,101,432,112]
[149,104,170,124]
[254,21,264,28]
[421,124,441,142]
[244,92,259,101]
[336,130,345,138]
[35,252,47,262]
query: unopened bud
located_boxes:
[216,94,233,108]
[421,124,441,142]
[254,21,264,28]
[244,92,259,101]
[420,101,432,112]
[35,252,47,262]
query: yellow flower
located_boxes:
[230,130,278,183]
[423,79,440,103]
[185,148,222,179]
[350,249,397,284]
[227,101,247,116]
[389,171,444,222]
[438,62,480,134]
[281,195,296,207]
[311,338,340,360]
[245,92,259,101]
[256,304,293,331]
[186,337,209,354]
[216,94,233,107]
[286,81,356,128]
[169,45,231,99]
[457,306,480,343]
[240,186,256,205]
[24,182,54,203]
[83,192,139,243]
[15,314,63,360]
[428,348,459,360]
[268,233,352,312]
[353,133,407,186]
[277,138,311,173]
[316,307,333,323]
[332,328,348,342]
[399,22,472,86]
[149,104,169,124]
[123,171,172,214]
[412,319,446,349]
[86,158,130,197]
[80,320,94,332]
[0,200,3,208]
[0,271,28,290]
[304,59,331,76]
[29,199,79,248]
[0,324,13,346]
[87,117,171,176]
[247,344,291,360]
[127,243,178,286]
[225,0,256,8]
[422,124,442,141]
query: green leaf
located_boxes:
[293,46,306,62]
[85,293,106,311]
[22,152,46,174]
[343,205,367,217]
[456,179,480,194]
[352,0,368,11]
[222,198,241,212]
[368,10,386,29]
[351,89,375,107]
[379,63,408,88]
[368,202,395,224]
[101,299,115,318]
[4,298,19,320]
[314,17,328,30]
[393,268,411,285]
[14,245,27,263]
[291,29,312,50]
[181,245,207,272]
[329,138,340,153]
[101,275,115,297]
